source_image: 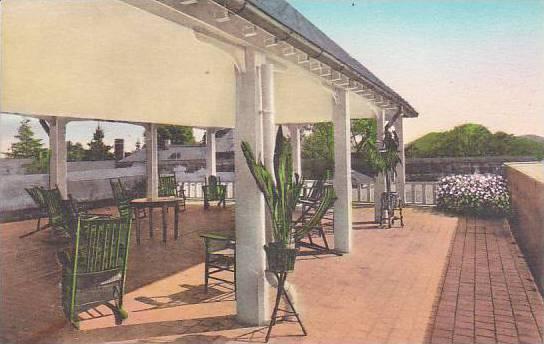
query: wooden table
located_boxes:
[130,196,183,244]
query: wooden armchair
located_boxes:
[159,175,186,210]
[20,186,50,238]
[202,175,226,209]
[58,216,132,328]
[200,232,235,294]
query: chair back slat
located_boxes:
[110,179,133,220]
[25,187,47,209]
[41,187,67,229]
[74,217,131,274]
[159,175,178,197]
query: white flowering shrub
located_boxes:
[436,174,511,217]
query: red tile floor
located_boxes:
[0,204,542,344]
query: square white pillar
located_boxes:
[234,48,269,325]
[395,116,406,202]
[261,64,276,175]
[206,128,217,177]
[261,63,276,244]
[288,125,302,177]
[145,123,158,199]
[49,117,67,199]
[333,88,352,253]
[374,110,386,222]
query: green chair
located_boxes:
[200,232,235,294]
[159,175,186,210]
[20,186,51,238]
[109,179,134,220]
[202,175,226,209]
[59,216,132,329]
[41,187,71,238]
[293,184,339,255]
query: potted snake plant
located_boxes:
[241,127,336,272]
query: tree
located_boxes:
[25,149,50,174]
[67,141,87,161]
[406,123,544,159]
[302,119,382,177]
[157,125,195,145]
[86,126,114,161]
[302,122,334,176]
[5,119,46,159]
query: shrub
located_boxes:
[436,174,511,217]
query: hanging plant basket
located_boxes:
[264,242,297,273]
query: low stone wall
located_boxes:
[0,166,146,214]
[505,162,544,294]
[407,156,537,181]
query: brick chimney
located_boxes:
[114,139,124,161]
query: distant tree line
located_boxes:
[302,121,544,178]
[4,119,195,173]
[406,124,544,159]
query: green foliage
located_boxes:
[351,119,382,175]
[86,126,114,161]
[302,119,384,176]
[67,141,86,162]
[406,123,544,159]
[242,127,336,247]
[157,125,195,145]
[5,119,47,159]
[302,122,334,175]
[25,149,50,174]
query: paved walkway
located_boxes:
[427,217,544,344]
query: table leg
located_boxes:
[174,202,180,240]
[149,207,153,238]
[162,204,168,243]
[135,207,141,245]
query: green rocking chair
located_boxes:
[20,186,51,238]
[202,175,226,209]
[59,216,132,328]
[159,175,186,210]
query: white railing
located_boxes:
[181,181,235,200]
[351,181,438,206]
[404,182,438,206]
[181,179,438,206]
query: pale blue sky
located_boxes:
[1,0,543,155]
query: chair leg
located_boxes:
[204,250,210,293]
[399,207,404,227]
[319,226,330,251]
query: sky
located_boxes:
[1,0,543,155]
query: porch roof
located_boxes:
[239,0,418,118]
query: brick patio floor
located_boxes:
[1,205,542,344]
[427,217,544,344]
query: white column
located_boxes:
[395,116,406,202]
[333,89,352,253]
[145,123,158,199]
[49,117,68,199]
[374,110,386,222]
[289,125,302,177]
[261,64,275,176]
[206,128,217,177]
[261,63,276,245]
[234,48,269,325]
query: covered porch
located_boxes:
[1,0,417,327]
